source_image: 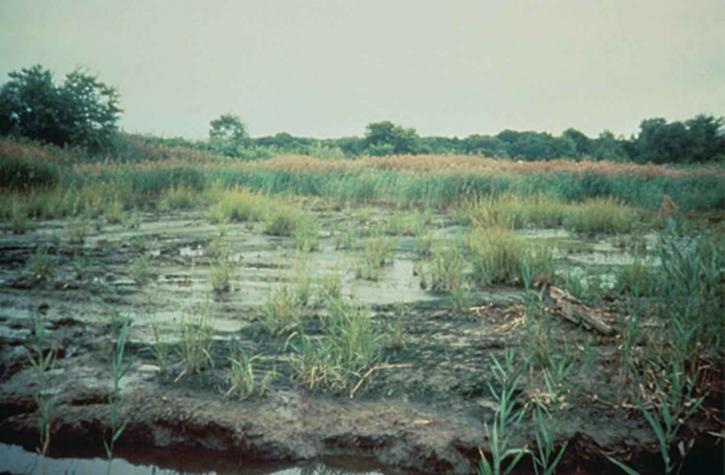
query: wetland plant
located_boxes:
[264,206,299,236]
[26,312,57,456]
[225,348,275,400]
[479,351,527,475]
[292,213,320,252]
[10,200,28,234]
[354,234,395,281]
[261,285,303,335]
[66,213,90,244]
[149,322,172,377]
[29,248,56,282]
[178,307,214,376]
[208,187,266,223]
[105,320,130,460]
[105,198,125,224]
[333,223,356,250]
[531,406,568,475]
[210,255,235,292]
[129,254,152,285]
[419,241,472,311]
[467,227,554,286]
[289,298,382,392]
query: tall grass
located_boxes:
[467,227,554,286]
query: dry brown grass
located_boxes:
[236,154,723,179]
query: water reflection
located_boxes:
[0,443,383,475]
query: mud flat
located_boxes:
[0,207,722,474]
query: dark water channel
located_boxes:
[0,443,384,475]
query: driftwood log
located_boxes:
[546,285,615,336]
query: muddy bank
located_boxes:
[0,208,722,474]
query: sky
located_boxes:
[1,0,723,139]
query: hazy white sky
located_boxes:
[1,0,723,139]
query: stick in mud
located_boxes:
[349,363,413,399]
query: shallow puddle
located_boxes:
[0,443,384,475]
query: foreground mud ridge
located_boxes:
[0,205,722,474]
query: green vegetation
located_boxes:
[467,227,554,286]
[355,234,396,281]
[178,307,214,376]
[129,254,152,285]
[289,297,382,392]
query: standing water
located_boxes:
[0,443,385,475]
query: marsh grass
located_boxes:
[26,312,57,456]
[149,322,172,377]
[66,213,90,244]
[105,320,130,460]
[105,198,125,224]
[292,212,320,251]
[615,259,660,296]
[261,285,303,335]
[333,223,357,250]
[178,306,214,375]
[225,347,275,400]
[29,248,56,282]
[467,227,554,286]
[289,297,382,392]
[208,187,267,224]
[355,234,396,281]
[210,255,235,293]
[418,241,472,311]
[129,254,152,285]
[563,198,641,234]
[531,406,568,475]
[479,350,528,475]
[264,206,299,236]
[158,185,204,211]
[10,200,29,234]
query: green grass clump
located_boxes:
[264,206,300,236]
[289,297,382,392]
[29,249,56,281]
[178,307,214,375]
[66,214,90,244]
[467,227,554,286]
[292,213,320,251]
[208,188,266,224]
[465,194,569,229]
[418,241,472,311]
[225,349,274,400]
[563,198,640,234]
[9,200,29,234]
[615,259,660,296]
[105,198,125,224]
[158,186,204,211]
[129,254,153,285]
[210,255,235,293]
[261,285,304,335]
[355,234,396,281]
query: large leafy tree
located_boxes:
[208,113,250,156]
[363,121,422,156]
[0,65,121,150]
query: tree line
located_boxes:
[1,65,723,164]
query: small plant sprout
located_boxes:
[178,306,214,377]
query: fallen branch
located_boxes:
[349,363,413,399]
[547,285,615,336]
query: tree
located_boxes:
[0,65,121,150]
[684,114,724,163]
[208,113,249,156]
[562,128,592,158]
[363,121,422,155]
